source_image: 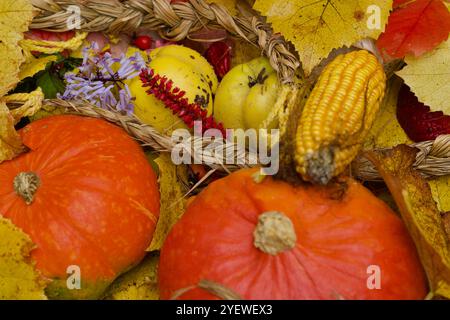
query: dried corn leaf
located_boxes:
[366,145,450,299]
[147,154,189,251]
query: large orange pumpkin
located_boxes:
[0,115,160,299]
[159,168,427,300]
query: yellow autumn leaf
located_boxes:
[104,253,159,300]
[19,55,58,81]
[366,145,450,299]
[0,0,34,96]
[0,44,24,98]
[0,101,25,162]
[396,39,450,113]
[253,0,392,75]
[0,0,34,163]
[147,154,189,251]
[364,76,412,149]
[0,216,47,300]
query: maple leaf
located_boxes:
[104,253,160,300]
[377,0,450,59]
[0,216,47,300]
[147,154,188,252]
[396,39,450,113]
[253,0,392,75]
[366,145,450,299]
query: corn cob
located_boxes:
[295,50,386,185]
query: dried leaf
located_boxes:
[0,101,25,162]
[103,253,159,300]
[147,154,188,251]
[253,0,392,74]
[377,0,450,59]
[396,39,450,113]
[364,76,412,149]
[366,145,450,299]
[0,216,47,300]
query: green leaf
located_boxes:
[36,70,65,99]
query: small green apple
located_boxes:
[213,57,280,130]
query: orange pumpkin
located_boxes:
[159,168,427,300]
[0,115,160,299]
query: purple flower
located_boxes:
[60,43,145,115]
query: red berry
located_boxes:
[205,41,231,79]
[396,84,450,142]
[133,35,152,50]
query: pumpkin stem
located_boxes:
[253,211,297,255]
[13,172,41,205]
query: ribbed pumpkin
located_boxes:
[159,168,427,300]
[0,115,160,299]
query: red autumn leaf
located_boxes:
[396,84,450,142]
[377,0,450,59]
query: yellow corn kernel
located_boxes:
[295,50,386,184]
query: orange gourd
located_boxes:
[0,115,160,299]
[159,168,427,300]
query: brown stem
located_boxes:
[253,211,297,255]
[13,172,41,205]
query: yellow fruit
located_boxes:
[130,45,216,133]
[214,57,278,130]
[243,72,279,129]
[150,45,218,93]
